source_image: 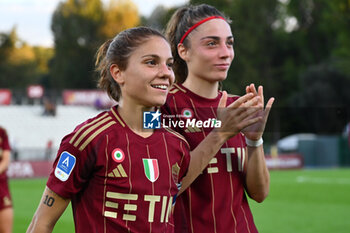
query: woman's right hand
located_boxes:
[215,91,263,142]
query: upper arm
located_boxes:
[26,186,70,233]
[0,150,10,168]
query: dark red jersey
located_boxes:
[0,127,11,180]
[47,106,190,233]
[161,83,258,233]
[0,126,12,210]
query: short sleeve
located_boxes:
[0,129,11,151]
[46,135,96,199]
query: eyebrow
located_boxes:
[141,54,174,60]
[200,36,234,41]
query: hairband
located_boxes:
[179,16,226,44]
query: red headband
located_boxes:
[179,16,226,44]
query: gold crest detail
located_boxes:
[172,163,180,184]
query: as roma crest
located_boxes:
[142,159,159,182]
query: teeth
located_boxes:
[152,85,167,90]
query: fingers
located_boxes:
[218,91,228,108]
[241,116,263,129]
[263,97,275,121]
[250,83,258,96]
[258,85,264,104]
[229,96,261,127]
[246,83,257,95]
[242,95,261,108]
[225,93,260,118]
[228,93,254,109]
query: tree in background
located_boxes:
[101,0,139,38]
[50,0,105,89]
[0,27,53,89]
[50,0,140,90]
[282,0,350,135]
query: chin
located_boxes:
[144,99,166,107]
[211,76,227,83]
[208,72,228,82]
[218,76,227,81]
[155,100,166,107]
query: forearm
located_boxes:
[26,220,54,233]
[179,130,227,194]
[245,145,270,203]
[26,187,70,233]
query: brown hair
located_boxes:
[165,4,230,84]
[95,26,166,102]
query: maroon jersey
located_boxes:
[0,127,12,210]
[0,127,11,180]
[47,106,190,233]
[161,83,258,233]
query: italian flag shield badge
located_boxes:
[143,159,159,182]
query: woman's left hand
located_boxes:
[242,84,274,140]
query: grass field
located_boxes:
[9,168,350,233]
[9,178,74,233]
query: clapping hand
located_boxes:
[242,84,274,141]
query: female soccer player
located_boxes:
[26,26,261,233]
[26,26,191,233]
[163,4,274,233]
[0,126,13,233]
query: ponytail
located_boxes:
[95,39,121,102]
[165,7,189,84]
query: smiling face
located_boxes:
[179,19,234,83]
[110,36,175,107]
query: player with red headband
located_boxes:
[163,4,274,233]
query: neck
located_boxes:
[117,99,154,136]
[182,75,219,99]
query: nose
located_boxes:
[219,43,234,60]
[159,63,175,83]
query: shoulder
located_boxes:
[160,127,190,149]
[63,110,117,152]
[164,83,189,110]
[168,83,187,96]
[0,127,8,137]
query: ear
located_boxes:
[110,64,124,85]
[177,43,189,61]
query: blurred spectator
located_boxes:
[43,98,56,116]
[94,98,103,110]
[45,140,53,161]
[10,138,19,161]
